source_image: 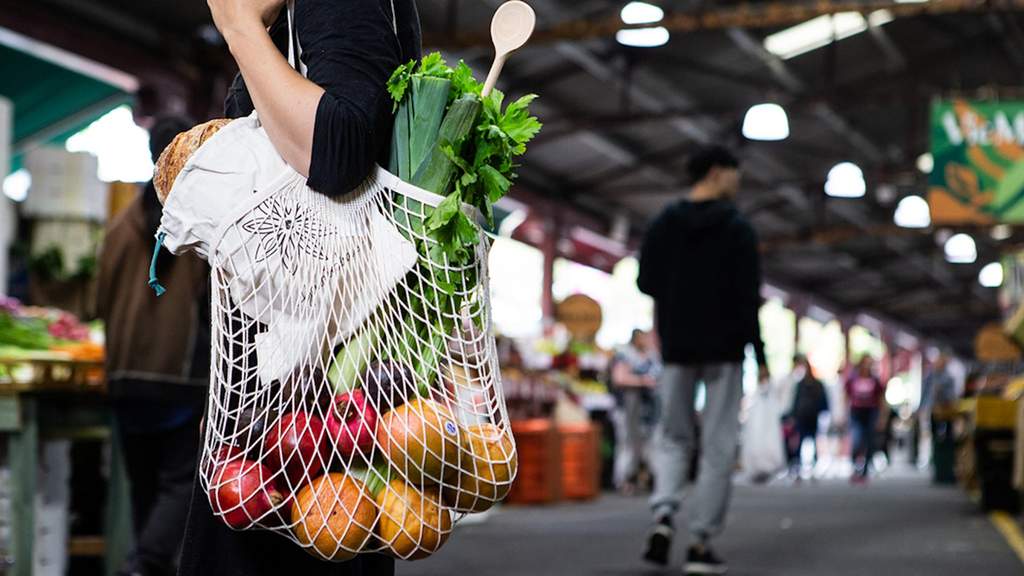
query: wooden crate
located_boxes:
[559,422,600,501]
[506,419,561,504]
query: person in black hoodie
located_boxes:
[638,145,767,575]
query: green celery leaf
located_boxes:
[479,164,512,203]
[483,89,505,121]
[501,95,543,144]
[455,212,480,247]
[387,60,416,110]
[418,52,452,79]
[450,61,482,99]
[427,192,461,231]
[440,143,473,174]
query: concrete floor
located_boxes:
[399,469,1023,576]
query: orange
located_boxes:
[291,473,377,561]
[377,399,462,486]
[377,479,452,560]
[443,423,518,512]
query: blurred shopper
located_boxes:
[787,355,829,478]
[177,1,421,575]
[844,356,885,483]
[97,115,209,576]
[923,354,957,418]
[611,329,661,494]
[638,145,768,574]
[923,354,958,483]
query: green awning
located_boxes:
[0,43,129,173]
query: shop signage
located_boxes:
[556,294,603,341]
[929,100,1024,223]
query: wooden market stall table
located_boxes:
[0,355,131,576]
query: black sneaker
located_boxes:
[684,545,728,575]
[642,516,674,566]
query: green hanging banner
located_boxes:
[929,100,1024,224]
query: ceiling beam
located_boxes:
[425,0,1015,49]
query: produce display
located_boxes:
[155,47,540,562]
[0,297,102,364]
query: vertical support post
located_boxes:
[8,397,36,576]
[541,212,561,322]
[841,316,854,370]
[104,418,133,576]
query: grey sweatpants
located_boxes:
[649,363,742,541]
[613,388,650,487]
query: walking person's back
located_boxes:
[787,356,829,476]
[638,145,767,575]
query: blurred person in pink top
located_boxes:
[844,356,885,483]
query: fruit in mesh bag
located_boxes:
[377,398,463,486]
[442,423,518,513]
[376,479,452,560]
[204,444,245,477]
[292,473,377,561]
[362,361,418,412]
[263,412,328,490]
[153,118,232,204]
[210,460,283,529]
[326,389,378,461]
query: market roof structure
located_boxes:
[9,0,1024,353]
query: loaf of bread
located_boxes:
[154,118,232,205]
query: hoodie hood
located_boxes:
[666,199,739,237]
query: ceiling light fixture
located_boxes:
[764,10,894,60]
[979,262,1004,288]
[894,195,931,228]
[916,153,934,174]
[620,1,664,25]
[991,224,1013,241]
[824,162,866,198]
[742,103,790,141]
[616,26,670,47]
[944,233,977,264]
[978,261,1003,284]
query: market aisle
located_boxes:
[399,469,1023,576]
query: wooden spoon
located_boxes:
[482,1,537,97]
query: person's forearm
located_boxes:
[611,364,645,387]
[222,23,323,177]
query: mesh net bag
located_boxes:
[156,110,516,561]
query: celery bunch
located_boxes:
[365,52,542,388]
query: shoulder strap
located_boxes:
[287,0,398,76]
[286,1,302,75]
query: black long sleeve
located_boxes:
[223,0,422,197]
[735,222,767,368]
[637,212,667,298]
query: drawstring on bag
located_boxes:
[149,231,167,296]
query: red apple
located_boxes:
[209,460,282,529]
[203,444,245,477]
[263,412,327,490]
[326,390,378,461]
